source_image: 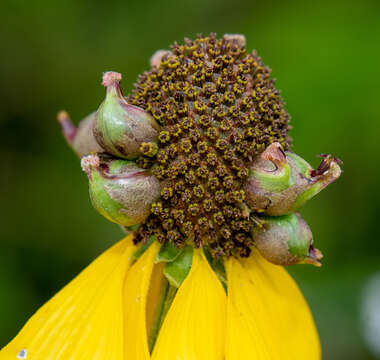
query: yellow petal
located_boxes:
[152,249,227,360]
[145,262,167,351]
[124,241,160,360]
[226,250,321,360]
[0,235,135,360]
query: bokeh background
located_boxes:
[1,0,380,358]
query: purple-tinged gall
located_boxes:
[57,111,103,158]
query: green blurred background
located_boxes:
[1,0,379,358]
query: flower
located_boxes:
[1,33,341,359]
[0,234,320,359]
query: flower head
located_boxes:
[127,33,291,257]
[1,33,342,359]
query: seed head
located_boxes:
[127,33,291,257]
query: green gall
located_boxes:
[57,110,103,158]
[93,71,159,159]
[81,154,161,227]
[252,213,323,266]
[244,142,342,216]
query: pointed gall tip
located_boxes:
[260,142,286,166]
[57,110,69,124]
[330,159,342,180]
[81,154,100,175]
[223,34,246,48]
[150,50,171,68]
[310,155,342,186]
[305,246,323,267]
[57,110,77,144]
[102,71,122,87]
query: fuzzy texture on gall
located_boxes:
[127,33,291,257]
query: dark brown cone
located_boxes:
[127,33,291,257]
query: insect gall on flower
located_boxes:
[0,33,342,360]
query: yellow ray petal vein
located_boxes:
[226,250,321,360]
[0,235,136,360]
[152,249,227,360]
